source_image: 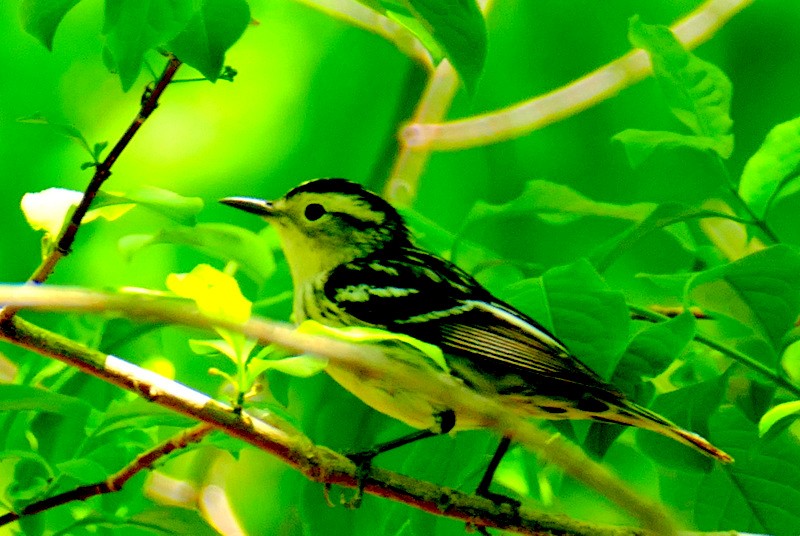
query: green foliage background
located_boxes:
[3,0,800,535]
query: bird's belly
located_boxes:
[324,363,493,432]
[325,364,510,431]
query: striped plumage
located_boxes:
[221,178,732,464]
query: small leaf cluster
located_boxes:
[21,0,251,90]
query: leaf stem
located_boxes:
[630,304,800,397]
[711,155,780,243]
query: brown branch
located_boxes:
[0,423,214,526]
[633,306,711,321]
[0,55,182,323]
[0,286,680,535]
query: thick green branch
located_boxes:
[382,0,494,205]
[402,0,754,151]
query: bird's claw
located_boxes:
[341,450,376,509]
[475,488,521,510]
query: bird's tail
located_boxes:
[615,401,733,464]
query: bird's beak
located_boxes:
[219,197,276,217]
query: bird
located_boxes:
[220,178,732,497]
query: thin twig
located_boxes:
[709,155,780,244]
[0,55,182,323]
[0,286,677,534]
[629,304,800,398]
[635,306,711,320]
[402,0,754,151]
[0,423,214,526]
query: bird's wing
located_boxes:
[323,249,616,396]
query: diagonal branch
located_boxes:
[0,423,214,527]
[0,55,182,323]
[0,285,677,535]
[401,0,754,152]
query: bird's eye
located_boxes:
[304,203,326,221]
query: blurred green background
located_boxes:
[2,0,800,534]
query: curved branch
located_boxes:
[0,423,214,527]
[0,285,676,534]
[382,0,496,205]
[402,0,754,151]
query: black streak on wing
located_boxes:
[323,247,623,401]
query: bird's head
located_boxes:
[221,178,411,284]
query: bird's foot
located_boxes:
[341,449,377,509]
[475,487,521,510]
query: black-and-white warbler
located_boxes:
[221,178,732,494]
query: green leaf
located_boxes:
[591,203,745,273]
[664,408,800,534]
[20,0,82,50]
[129,507,221,536]
[168,0,250,82]
[614,311,697,399]
[637,375,727,471]
[56,458,108,484]
[688,245,800,348]
[248,355,329,378]
[584,311,698,459]
[94,398,194,436]
[629,17,733,153]
[53,508,220,536]
[103,0,195,90]
[18,113,94,158]
[189,338,238,359]
[739,115,800,218]
[168,264,255,365]
[5,451,54,504]
[356,0,487,91]
[92,141,109,160]
[189,338,255,365]
[758,400,800,438]
[613,129,733,168]
[635,272,695,301]
[465,180,654,228]
[505,259,630,379]
[96,186,204,226]
[297,319,449,373]
[0,385,91,416]
[119,223,276,284]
